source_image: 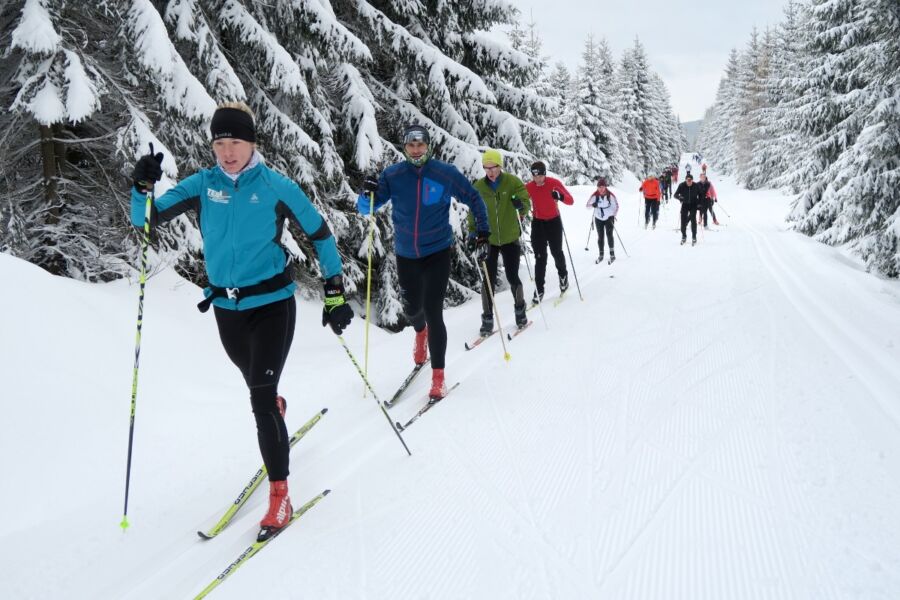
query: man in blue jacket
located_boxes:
[130,102,353,542]
[359,124,489,400]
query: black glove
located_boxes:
[551,190,563,201]
[132,151,164,192]
[361,174,379,194]
[321,275,353,335]
[510,195,524,211]
[474,231,490,262]
[591,197,599,208]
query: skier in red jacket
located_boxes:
[525,161,574,303]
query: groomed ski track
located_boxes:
[2,157,900,599]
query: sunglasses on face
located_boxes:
[531,170,545,176]
[403,131,428,144]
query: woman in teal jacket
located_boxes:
[129,102,352,542]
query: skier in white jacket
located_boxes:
[587,177,619,263]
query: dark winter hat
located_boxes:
[402,124,430,145]
[530,161,547,176]
[597,177,608,186]
[210,107,256,143]
[685,173,694,180]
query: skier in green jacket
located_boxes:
[468,149,531,334]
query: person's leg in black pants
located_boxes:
[499,242,524,311]
[397,249,451,369]
[214,297,296,481]
[595,217,607,259]
[603,219,615,256]
[545,216,568,282]
[480,244,502,319]
[530,219,549,297]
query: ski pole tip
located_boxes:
[504,352,511,362]
[120,516,130,532]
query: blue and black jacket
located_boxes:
[130,159,341,311]
[356,158,489,259]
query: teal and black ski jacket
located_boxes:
[130,159,341,311]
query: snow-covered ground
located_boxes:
[3,156,900,599]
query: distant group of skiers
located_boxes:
[127,101,722,542]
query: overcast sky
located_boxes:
[507,0,792,122]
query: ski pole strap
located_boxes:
[197,268,293,313]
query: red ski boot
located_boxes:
[413,327,429,365]
[429,368,447,401]
[258,480,292,541]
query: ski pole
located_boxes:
[121,143,156,532]
[362,191,376,398]
[716,201,730,218]
[560,221,584,301]
[481,260,511,362]
[584,217,594,251]
[336,336,412,456]
[516,217,547,329]
[613,226,630,257]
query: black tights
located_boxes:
[595,217,615,254]
[530,216,567,294]
[215,297,295,481]
[396,248,451,369]
[680,204,698,239]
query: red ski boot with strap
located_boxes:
[258,480,292,541]
[413,327,429,365]
[429,368,447,401]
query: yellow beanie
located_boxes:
[482,149,503,168]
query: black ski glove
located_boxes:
[551,190,563,201]
[510,195,524,211]
[474,231,490,262]
[321,275,353,335]
[361,174,379,194]
[132,151,164,193]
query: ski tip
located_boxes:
[395,421,404,431]
[506,333,512,341]
[197,530,213,540]
[320,407,328,415]
[323,489,331,496]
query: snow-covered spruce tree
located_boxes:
[744,1,807,190]
[1,0,130,281]
[787,0,868,236]
[564,35,614,184]
[544,61,576,177]
[791,0,900,276]
[615,38,680,177]
[732,28,771,181]
[508,16,561,174]
[697,48,741,174]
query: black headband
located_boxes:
[210,107,256,143]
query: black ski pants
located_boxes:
[644,199,659,225]
[214,297,296,481]
[595,217,615,255]
[680,203,698,240]
[530,216,567,294]
[480,241,525,317]
[396,248,451,369]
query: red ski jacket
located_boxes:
[639,177,661,200]
[526,176,574,220]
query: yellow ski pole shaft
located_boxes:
[481,260,511,362]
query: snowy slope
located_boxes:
[2,156,900,599]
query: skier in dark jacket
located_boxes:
[673,173,704,245]
[129,102,353,542]
[359,125,489,400]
